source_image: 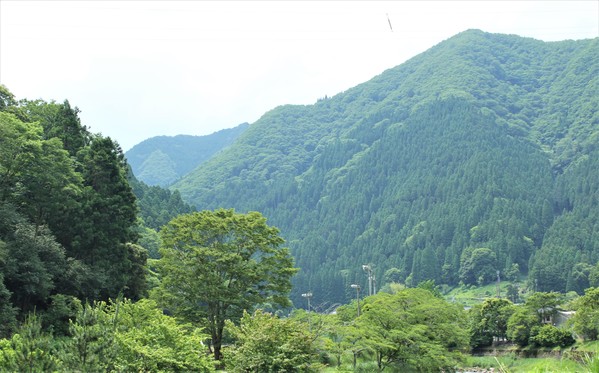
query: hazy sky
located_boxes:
[1,1,597,150]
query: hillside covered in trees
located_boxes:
[170,30,599,306]
[2,27,599,371]
[125,123,248,187]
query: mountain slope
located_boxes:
[126,123,249,186]
[171,30,598,306]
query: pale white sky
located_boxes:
[1,1,597,150]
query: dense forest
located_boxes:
[0,92,144,311]
[0,86,215,371]
[168,30,599,307]
[0,85,196,330]
[125,123,248,187]
[1,28,599,371]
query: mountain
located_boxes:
[170,30,599,306]
[125,123,249,186]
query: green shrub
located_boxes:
[42,294,82,336]
[529,324,575,348]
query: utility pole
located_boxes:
[496,270,501,298]
[301,292,313,331]
[362,264,375,296]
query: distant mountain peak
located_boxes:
[169,31,597,305]
[125,122,249,187]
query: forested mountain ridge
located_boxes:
[125,122,248,187]
[171,30,599,306]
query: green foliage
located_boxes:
[129,175,195,232]
[318,290,469,371]
[383,267,403,285]
[0,84,17,111]
[463,354,586,372]
[66,136,143,300]
[62,301,118,372]
[460,248,498,286]
[42,294,82,336]
[416,279,443,298]
[112,299,214,372]
[355,288,468,371]
[0,313,61,372]
[505,263,521,283]
[529,324,575,348]
[311,313,349,368]
[525,292,562,323]
[0,273,17,338]
[0,88,146,327]
[469,298,515,348]
[530,149,599,293]
[446,281,516,307]
[590,264,599,288]
[1,32,599,370]
[136,149,179,187]
[0,202,71,313]
[468,304,493,349]
[505,291,571,348]
[224,310,319,372]
[507,307,541,347]
[11,100,143,301]
[21,99,90,156]
[154,209,298,361]
[581,353,599,373]
[0,111,44,201]
[2,299,216,372]
[137,224,162,259]
[506,283,521,303]
[571,287,599,341]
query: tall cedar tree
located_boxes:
[75,136,142,300]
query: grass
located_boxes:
[322,355,587,373]
[444,281,522,307]
[501,357,583,372]
[319,351,597,373]
[576,340,599,353]
[463,355,585,372]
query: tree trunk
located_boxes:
[211,330,222,361]
[211,317,226,364]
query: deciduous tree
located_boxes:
[154,209,297,361]
[506,307,539,346]
[469,298,515,348]
[571,287,599,341]
[356,288,468,371]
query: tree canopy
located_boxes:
[0,88,146,334]
[153,209,297,360]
